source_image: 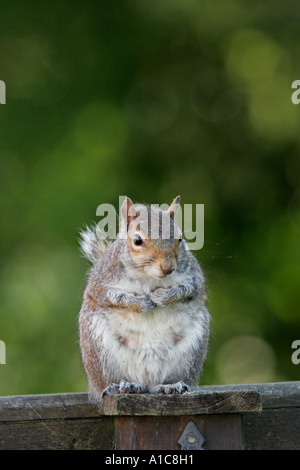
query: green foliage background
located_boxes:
[0,0,299,395]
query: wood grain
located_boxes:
[0,418,114,450]
[197,381,300,409]
[0,382,298,450]
[0,392,96,422]
[99,390,262,416]
[115,415,243,450]
[243,409,300,450]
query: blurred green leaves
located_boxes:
[0,0,300,395]
[226,29,299,140]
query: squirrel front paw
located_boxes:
[153,381,191,395]
[137,295,157,312]
[149,287,175,307]
[102,380,143,398]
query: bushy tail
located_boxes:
[79,224,111,264]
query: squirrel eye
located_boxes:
[133,233,143,246]
[178,237,182,243]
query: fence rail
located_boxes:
[0,381,299,450]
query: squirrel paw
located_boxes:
[149,287,174,307]
[138,296,157,312]
[102,380,143,398]
[119,379,143,394]
[153,381,191,395]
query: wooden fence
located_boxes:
[0,381,299,450]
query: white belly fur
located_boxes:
[90,300,205,390]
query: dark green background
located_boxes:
[0,0,299,395]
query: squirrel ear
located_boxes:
[168,195,181,219]
[120,197,138,231]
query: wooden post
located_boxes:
[0,382,299,450]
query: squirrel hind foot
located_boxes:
[102,380,143,398]
[153,381,191,395]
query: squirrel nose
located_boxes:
[161,266,174,275]
[160,261,174,275]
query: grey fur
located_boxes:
[79,224,110,264]
[79,200,210,402]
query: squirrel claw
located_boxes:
[102,380,143,398]
[153,381,191,395]
[101,383,120,398]
[119,379,143,394]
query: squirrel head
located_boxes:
[120,196,183,280]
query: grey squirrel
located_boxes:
[78,196,210,401]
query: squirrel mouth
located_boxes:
[146,271,165,280]
[144,263,175,280]
[151,271,174,280]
